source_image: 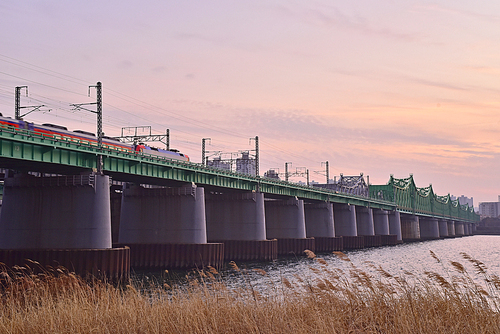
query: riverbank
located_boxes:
[0,251,499,333]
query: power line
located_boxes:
[0,57,343,173]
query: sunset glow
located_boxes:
[1,1,500,205]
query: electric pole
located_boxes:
[325,161,329,184]
[202,138,211,165]
[15,86,45,120]
[71,81,103,174]
[15,86,27,120]
[250,136,259,176]
[285,162,292,182]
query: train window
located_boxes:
[42,123,68,131]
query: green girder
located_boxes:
[0,127,394,209]
[0,126,478,222]
[370,175,479,223]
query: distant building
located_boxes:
[207,156,231,171]
[264,169,280,180]
[479,199,500,218]
[451,195,474,208]
[235,152,256,176]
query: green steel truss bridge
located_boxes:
[370,175,478,223]
[0,125,479,223]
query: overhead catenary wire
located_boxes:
[0,54,341,172]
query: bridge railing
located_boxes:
[370,175,479,223]
[0,124,399,208]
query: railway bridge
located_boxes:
[0,124,479,279]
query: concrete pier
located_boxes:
[0,173,111,249]
[333,203,363,249]
[265,197,306,239]
[373,209,390,235]
[118,183,223,269]
[206,191,276,261]
[438,219,449,238]
[447,220,456,236]
[265,197,313,255]
[333,204,357,236]
[455,222,465,236]
[401,215,420,241]
[119,183,206,244]
[356,206,375,236]
[419,218,440,240]
[304,202,335,238]
[304,202,340,252]
[388,210,403,242]
[0,173,129,280]
[206,191,265,241]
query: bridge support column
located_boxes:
[356,206,375,236]
[0,173,111,249]
[464,223,470,236]
[117,183,223,270]
[0,173,128,281]
[388,210,403,243]
[400,214,420,241]
[333,204,363,249]
[447,220,456,237]
[205,191,276,261]
[304,202,341,252]
[373,209,389,235]
[455,221,465,236]
[419,218,440,240]
[373,209,398,246]
[438,219,449,238]
[356,206,381,247]
[265,197,313,256]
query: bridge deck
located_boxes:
[0,125,478,222]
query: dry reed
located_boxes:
[0,251,499,334]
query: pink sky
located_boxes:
[1,1,500,206]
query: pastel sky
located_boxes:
[1,1,500,206]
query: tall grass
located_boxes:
[0,252,499,333]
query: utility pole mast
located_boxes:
[202,138,211,165]
[15,86,46,120]
[250,136,259,176]
[285,162,292,182]
[71,81,103,174]
[325,161,329,184]
[15,86,27,120]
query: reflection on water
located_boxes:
[135,235,500,291]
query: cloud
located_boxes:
[151,66,166,74]
[118,60,133,69]
[416,4,500,24]
[273,2,421,43]
[400,75,469,92]
[223,107,475,149]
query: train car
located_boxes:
[135,144,189,161]
[0,114,189,162]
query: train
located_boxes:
[0,114,189,162]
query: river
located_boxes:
[136,235,500,292]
